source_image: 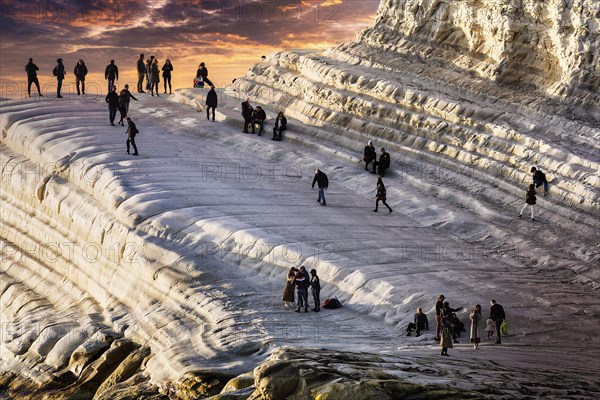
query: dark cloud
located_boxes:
[1,0,380,92]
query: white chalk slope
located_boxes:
[0,88,598,396]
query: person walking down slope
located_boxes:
[518,184,537,221]
[136,53,146,93]
[470,304,483,349]
[119,84,138,118]
[150,59,160,96]
[310,269,321,312]
[373,176,392,213]
[312,168,329,206]
[196,62,214,88]
[125,117,139,156]
[105,60,119,94]
[489,299,506,344]
[363,140,376,172]
[73,59,88,95]
[282,267,298,307]
[530,166,548,195]
[25,58,42,97]
[52,58,66,98]
[105,85,119,126]
[205,86,217,122]
[162,59,174,94]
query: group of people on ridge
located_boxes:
[282,266,321,312]
[137,54,174,96]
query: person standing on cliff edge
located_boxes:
[52,58,66,98]
[25,58,42,97]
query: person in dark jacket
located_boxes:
[293,266,310,312]
[373,176,392,213]
[251,106,266,135]
[272,111,287,141]
[377,148,391,177]
[196,62,214,87]
[150,58,160,96]
[530,166,548,195]
[363,140,376,171]
[205,86,217,121]
[125,117,139,156]
[105,85,119,126]
[136,53,146,93]
[518,184,537,221]
[162,59,174,94]
[241,99,253,133]
[25,58,42,97]
[53,58,66,98]
[312,168,329,206]
[119,84,138,116]
[310,269,321,312]
[434,294,445,341]
[145,55,154,91]
[73,59,88,95]
[442,301,463,343]
[406,307,429,336]
[105,60,118,94]
[489,299,506,344]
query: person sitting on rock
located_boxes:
[251,106,267,135]
[377,148,391,177]
[406,307,429,337]
[272,111,287,141]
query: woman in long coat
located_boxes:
[282,267,297,307]
[470,304,482,349]
[150,59,160,96]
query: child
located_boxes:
[486,318,495,340]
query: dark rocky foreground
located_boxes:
[0,347,492,399]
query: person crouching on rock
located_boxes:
[125,117,139,156]
[406,307,428,337]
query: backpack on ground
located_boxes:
[193,76,205,88]
[323,297,342,309]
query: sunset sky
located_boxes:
[0,0,380,97]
